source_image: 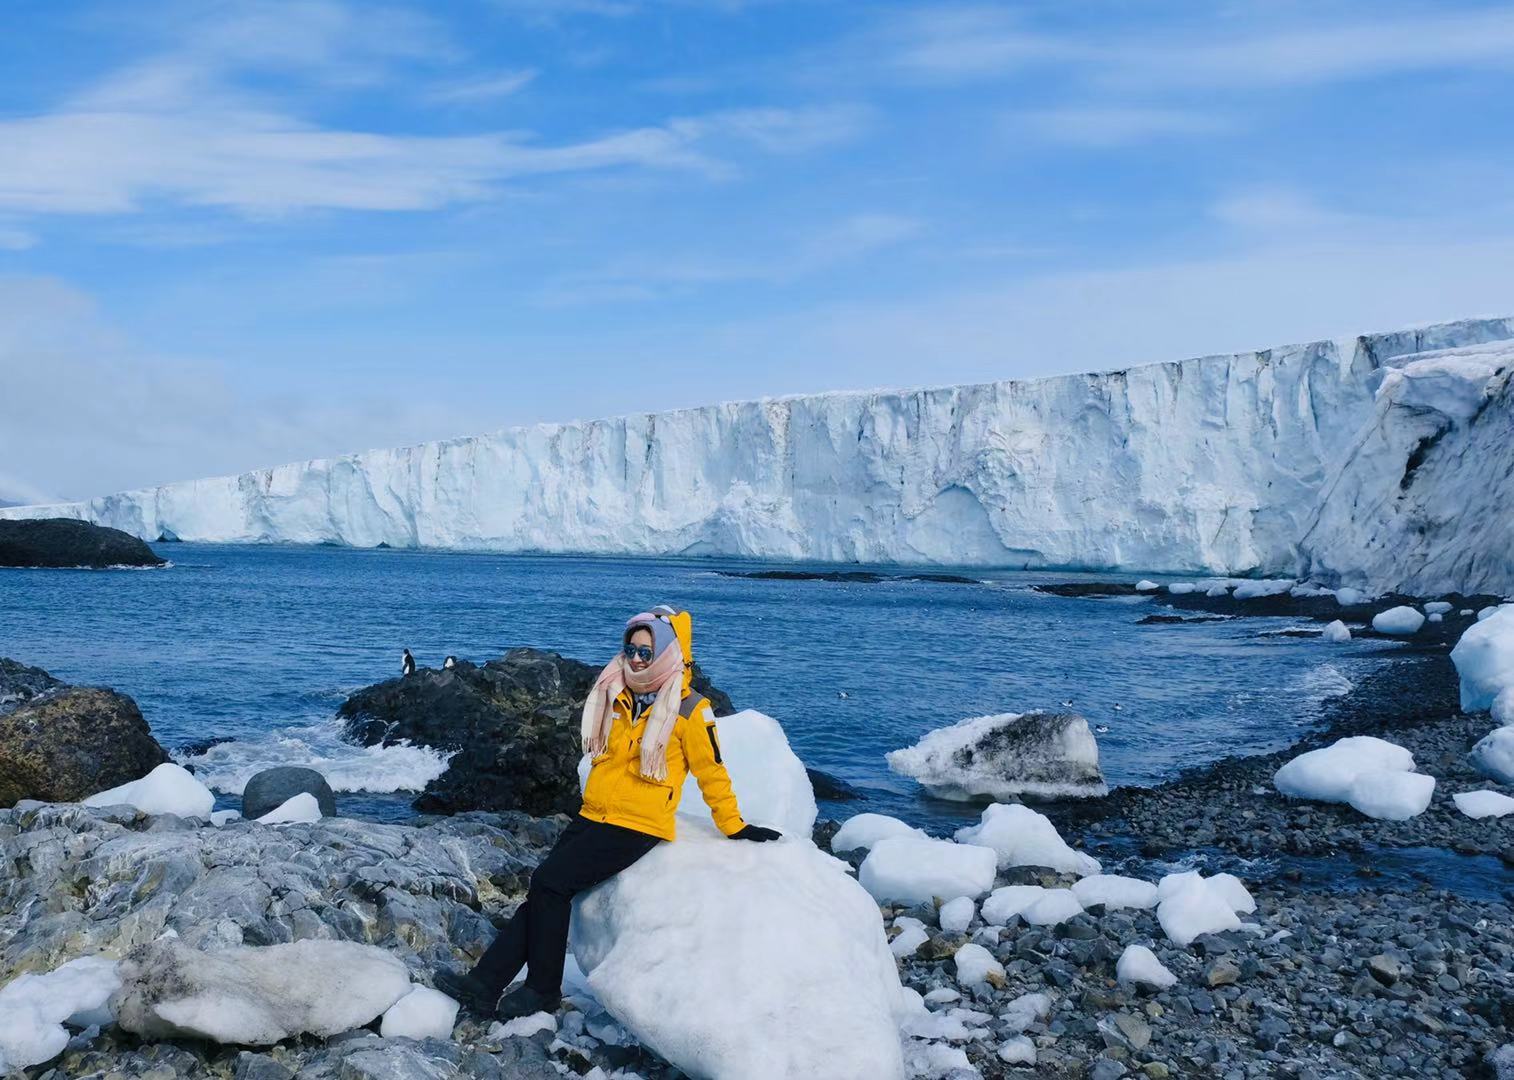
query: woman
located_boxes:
[437,605,780,1019]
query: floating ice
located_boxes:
[1425,601,1454,615]
[0,957,120,1071]
[1071,874,1158,911]
[83,763,214,818]
[954,803,1100,877]
[1372,606,1425,635]
[859,836,997,904]
[830,813,926,853]
[1020,889,1083,926]
[255,792,322,825]
[1347,769,1435,821]
[1322,620,1352,643]
[980,885,1045,926]
[952,943,1003,988]
[1116,945,1176,989]
[1470,726,1514,785]
[1429,613,1443,623]
[1452,606,1514,713]
[380,985,458,1040]
[1453,790,1514,819]
[938,897,975,934]
[1156,876,1242,948]
[887,711,1107,801]
[1273,736,1416,804]
[1233,579,1294,599]
[1135,580,1159,592]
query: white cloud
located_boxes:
[881,6,1080,80]
[1015,106,1232,148]
[424,69,538,104]
[1209,187,1358,233]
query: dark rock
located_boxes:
[0,657,65,714]
[0,517,165,568]
[890,709,1108,800]
[236,1051,295,1080]
[806,768,862,801]
[338,648,734,816]
[243,766,338,820]
[0,679,168,807]
[1366,953,1401,986]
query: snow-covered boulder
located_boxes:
[1452,606,1514,713]
[0,956,120,1071]
[83,762,214,818]
[572,709,907,1080]
[1273,736,1416,804]
[1322,620,1352,643]
[1071,874,1158,911]
[886,711,1107,801]
[1470,726,1514,785]
[111,938,411,1043]
[1116,945,1176,989]
[1372,606,1426,635]
[830,813,926,853]
[1156,876,1241,948]
[1453,790,1514,819]
[255,792,323,825]
[1347,769,1435,821]
[859,836,997,904]
[954,803,1100,876]
[380,985,458,1040]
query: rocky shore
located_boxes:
[0,519,165,569]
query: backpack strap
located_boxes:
[679,692,709,720]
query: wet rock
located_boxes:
[806,768,861,801]
[242,766,338,820]
[0,518,166,568]
[1366,953,1401,986]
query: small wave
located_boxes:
[1292,663,1355,702]
[175,719,453,795]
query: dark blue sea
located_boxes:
[1,544,1386,833]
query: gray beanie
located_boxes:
[624,611,677,659]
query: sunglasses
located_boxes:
[622,643,655,663]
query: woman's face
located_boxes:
[627,627,654,672]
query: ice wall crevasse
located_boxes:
[4,316,1513,593]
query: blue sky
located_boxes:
[3,0,1513,502]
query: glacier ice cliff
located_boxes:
[4,316,1512,595]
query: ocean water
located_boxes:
[1,544,1389,830]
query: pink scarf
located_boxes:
[580,622,685,782]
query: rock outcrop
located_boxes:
[0,518,165,568]
[886,710,1108,801]
[0,662,169,808]
[241,766,338,820]
[338,648,733,816]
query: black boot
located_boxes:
[496,984,561,1020]
[434,969,500,1016]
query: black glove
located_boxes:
[730,824,781,842]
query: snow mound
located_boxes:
[938,897,975,934]
[0,957,120,1071]
[1470,726,1514,785]
[380,986,458,1040]
[1273,736,1416,804]
[1322,620,1352,643]
[1453,790,1514,819]
[255,792,322,825]
[1372,606,1425,635]
[112,938,410,1043]
[1116,945,1176,989]
[954,803,1100,877]
[1071,874,1158,911]
[980,885,1045,926]
[830,813,926,853]
[1452,606,1514,713]
[1347,769,1435,821]
[83,762,214,818]
[886,711,1107,800]
[952,944,1003,988]
[859,836,997,904]
[1156,876,1242,948]
[571,710,906,1080]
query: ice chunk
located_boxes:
[1273,736,1416,804]
[923,988,959,1005]
[83,762,214,818]
[1424,601,1454,615]
[1135,580,1159,592]
[380,985,458,1040]
[998,1035,1036,1065]
[1020,889,1083,926]
[491,1012,557,1039]
[1000,991,1051,1032]
[1347,769,1435,820]
[938,897,975,934]
[860,836,997,904]
[1429,613,1444,623]
[830,813,926,853]
[1335,588,1369,606]
[1116,945,1176,989]
[1453,789,1514,819]
[1321,620,1352,643]
[675,710,816,837]
[1071,874,1158,911]
[573,732,906,1080]
[1233,579,1294,599]
[1470,726,1514,785]
[209,810,241,827]
[886,711,1107,800]
[112,938,409,1043]
[1207,873,1256,914]
[889,924,929,958]
[0,957,120,1071]
[952,943,1003,988]
[1452,606,1514,712]
[1479,605,1506,621]
[980,885,1045,926]
[1156,877,1242,948]
[1372,606,1426,635]
[954,803,1100,876]
[255,792,322,825]
[901,1040,971,1078]
[1166,582,1198,594]
[1496,688,1514,726]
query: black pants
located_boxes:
[470,815,662,996]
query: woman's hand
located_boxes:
[730,824,781,842]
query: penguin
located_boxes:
[1094,724,1110,734]
[401,648,415,677]
[1059,699,1074,709]
[443,655,456,670]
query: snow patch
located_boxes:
[83,763,214,818]
[954,803,1100,877]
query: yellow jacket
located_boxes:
[578,608,746,842]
